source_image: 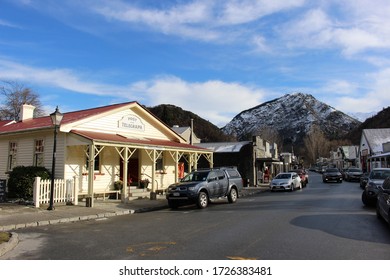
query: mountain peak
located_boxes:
[222,93,361,145]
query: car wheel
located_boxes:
[168,200,179,209]
[228,188,238,203]
[197,191,209,209]
[362,191,375,207]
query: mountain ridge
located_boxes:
[221,92,361,144]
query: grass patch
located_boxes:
[0,232,11,244]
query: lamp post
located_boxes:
[47,106,63,211]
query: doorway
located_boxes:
[120,158,139,186]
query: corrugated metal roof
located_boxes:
[196,141,251,153]
[0,102,137,134]
[171,126,190,134]
[363,128,390,154]
[71,130,209,151]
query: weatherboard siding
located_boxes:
[72,109,173,141]
[0,131,66,181]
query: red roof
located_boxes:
[71,130,209,151]
[0,102,137,134]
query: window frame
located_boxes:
[8,142,17,171]
[33,139,45,167]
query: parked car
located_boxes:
[270,172,302,192]
[166,167,243,209]
[288,169,308,187]
[344,167,363,182]
[362,168,390,206]
[322,168,343,183]
[360,172,369,189]
[376,176,390,225]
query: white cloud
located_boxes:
[0,59,266,126]
[217,0,305,25]
[330,68,390,113]
[0,18,22,29]
[0,59,130,96]
[280,1,390,56]
[322,80,357,95]
[90,0,306,43]
[130,76,266,126]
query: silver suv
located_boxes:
[166,167,243,209]
[362,168,390,206]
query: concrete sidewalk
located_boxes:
[0,196,168,232]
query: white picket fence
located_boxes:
[33,177,76,208]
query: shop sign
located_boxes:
[119,114,145,131]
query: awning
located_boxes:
[71,130,210,152]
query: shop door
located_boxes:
[120,158,139,186]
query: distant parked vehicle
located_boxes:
[344,167,363,182]
[288,169,308,187]
[362,168,390,207]
[376,176,390,225]
[322,168,343,183]
[270,172,302,192]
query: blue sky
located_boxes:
[1,0,390,127]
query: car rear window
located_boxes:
[225,169,240,178]
[326,168,339,172]
[348,168,361,172]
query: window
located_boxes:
[34,139,44,166]
[86,146,101,172]
[8,142,17,171]
[155,152,164,172]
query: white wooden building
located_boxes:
[0,102,213,207]
[359,128,390,172]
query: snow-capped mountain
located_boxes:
[222,93,361,143]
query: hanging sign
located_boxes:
[119,114,145,131]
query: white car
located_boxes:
[270,172,302,192]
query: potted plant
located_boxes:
[139,178,150,189]
[114,180,123,191]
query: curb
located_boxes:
[0,232,18,257]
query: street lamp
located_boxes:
[47,106,63,211]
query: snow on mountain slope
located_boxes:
[222,93,361,142]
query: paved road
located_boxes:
[2,172,390,260]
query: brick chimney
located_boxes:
[20,104,35,121]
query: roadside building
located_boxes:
[197,136,280,186]
[330,146,359,169]
[359,128,390,172]
[0,102,212,207]
[171,124,201,144]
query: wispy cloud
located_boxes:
[0,58,131,97]
[129,76,266,126]
[0,18,22,29]
[0,59,266,125]
[279,1,390,56]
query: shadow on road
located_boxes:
[291,213,390,245]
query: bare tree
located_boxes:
[254,125,283,148]
[303,124,331,163]
[0,81,44,121]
